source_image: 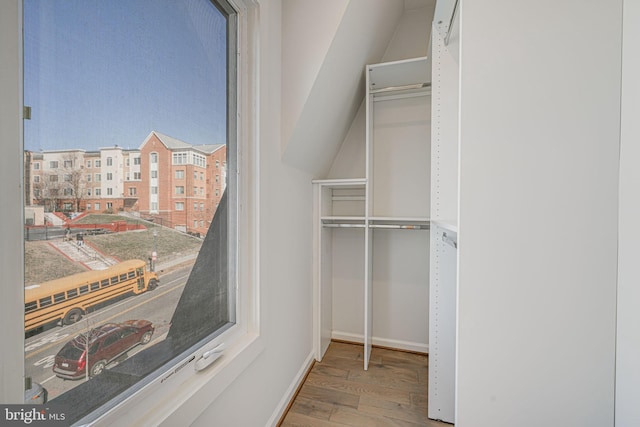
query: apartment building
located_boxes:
[25,133,225,236]
[138,131,226,236]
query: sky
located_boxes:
[24,0,228,152]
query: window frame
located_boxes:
[0,0,260,421]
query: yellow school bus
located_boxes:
[25,259,159,333]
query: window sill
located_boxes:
[88,332,263,427]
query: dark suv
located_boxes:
[53,320,154,380]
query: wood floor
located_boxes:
[279,341,452,427]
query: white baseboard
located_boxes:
[331,331,429,354]
[265,350,315,427]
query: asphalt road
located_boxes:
[24,265,192,401]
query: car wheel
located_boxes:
[63,309,83,325]
[140,331,153,345]
[90,360,107,377]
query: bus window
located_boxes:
[39,297,52,308]
[90,282,100,291]
[79,285,89,295]
[101,279,109,288]
[111,276,119,285]
[54,293,65,304]
[128,271,135,279]
[25,302,37,313]
[67,289,78,298]
[119,273,127,281]
[136,268,144,277]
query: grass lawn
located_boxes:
[24,227,203,285]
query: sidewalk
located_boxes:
[48,239,118,270]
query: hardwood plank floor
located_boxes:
[279,341,453,427]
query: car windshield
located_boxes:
[57,344,84,360]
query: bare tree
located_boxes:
[61,152,87,212]
[34,174,63,212]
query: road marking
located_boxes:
[40,374,57,385]
[25,279,187,359]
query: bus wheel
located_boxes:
[63,309,83,325]
[148,279,158,291]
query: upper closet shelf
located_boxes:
[368,56,430,98]
[312,178,366,188]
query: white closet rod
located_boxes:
[369,224,429,230]
[323,223,366,229]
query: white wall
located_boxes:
[616,0,640,424]
[0,0,25,404]
[456,1,621,426]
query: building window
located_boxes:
[134,157,141,165]
[63,188,73,196]
[134,172,141,180]
[126,173,130,181]
[126,158,130,166]
[33,162,40,170]
[86,174,91,182]
[151,170,158,178]
[95,189,101,196]
[172,152,187,165]
[128,187,137,196]
[49,161,58,169]
[87,204,91,210]
[64,174,72,182]
[86,160,91,168]
[95,159,101,167]
[194,171,198,180]
[87,189,92,196]
[22,0,242,423]
[33,175,40,183]
[64,160,73,168]
[200,172,204,180]
[216,174,219,183]
[176,170,185,179]
[216,160,220,169]
[49,174,58,182]
[200,203,204,211]
[194,202,198,210]
[194,220,198,228]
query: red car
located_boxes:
[53,320,154,380]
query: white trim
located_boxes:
[265,351,315,427]
[331,331,429,354]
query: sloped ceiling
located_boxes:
[281,0,405,177]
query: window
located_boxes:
[200,202,204,211]
[194,171,198,180]
[49,174,58,182]
[63,188,73,196]
[151,170,158,178]
[106,172,113,181]
[86,174,91,182]
[106,188,113,195]
[216,160,220,169]
[95,159,101,167]
[128,187,137,196]
[21,0,249,424]
[176,186,185,195]
[49,161,58,168]
[86,204,91,209]
[126,158,130,166]
[33,162,40,170]
[87,189,91,196]
[176,170,185,179]
[94,203,100,210]
[95,173,101,182]
[176,202,185,211]
[107,202,113,210]
[95,189,101,196]
[194,220,198,228]
[64,173,72,182]
[64,160,73,168]
[86,160,91,168]
[134,157,141,165]
[172,152,187,165]
[106,157,113,166]
[33,175,39,183]
[134,172,141,180]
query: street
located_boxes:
[24,265,192,401]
